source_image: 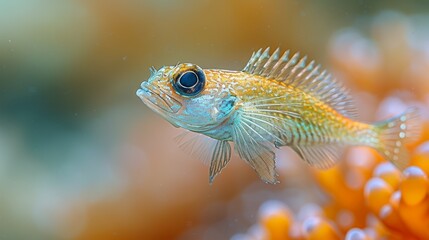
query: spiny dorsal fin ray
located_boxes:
[261,47,280,76]
[242,47,358,119]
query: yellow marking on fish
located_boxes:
[136,47,421,184]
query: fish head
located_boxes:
[136,63,237,132]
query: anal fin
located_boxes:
[291,144,343,169]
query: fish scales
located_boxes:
[136,48,420,184]
[205,69,361,146]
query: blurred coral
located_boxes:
[231,11,429,240]
[1,0,429,239]
[360,151,429,239]
[232,117,429,240]
[329,11,429,99]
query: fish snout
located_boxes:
[136,82,182,113]
[136,82,149,97]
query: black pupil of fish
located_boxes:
[179,71,198,88]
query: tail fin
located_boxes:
[373,107,421,169]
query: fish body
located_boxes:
[137,48,420,184]
[202,69,365,144]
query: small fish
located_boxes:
[136,48,420,184]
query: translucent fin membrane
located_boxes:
[243,47,358,119]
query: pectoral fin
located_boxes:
[232,114,278,184]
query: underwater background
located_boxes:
[1,0,429,239]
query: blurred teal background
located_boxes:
[1,1,429,239]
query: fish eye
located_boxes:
[178,71,198,88]
[173,68,205,97]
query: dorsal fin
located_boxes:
[243,47,358,119]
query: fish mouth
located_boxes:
[136,82,182,114]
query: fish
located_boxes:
[136,47,420,184]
